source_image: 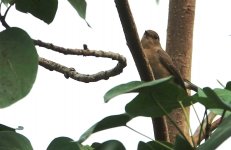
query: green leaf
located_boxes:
[198,115,231,150]
[174,135,193,150]
[0,131,33,150]
[138,141,173,150]
[47,137,80,150]
[1,0,14,5]
[138,141,154,150]
[195,88,231,111]
[15,0,58,24]
[125,81,192,117]
[225,81,231,91]
[92,140,125,150]
[104,77,173,103]
[0,124,15,132]
[210,109,231,118]
[68,0,87,19]
[78,113,133,143]
[0,27,38,108]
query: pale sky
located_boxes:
[1,0,231,149]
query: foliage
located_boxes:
[3,0,87,24]
[0,125,33,150]
[15,0,58,24]
[68,0,87,19]
[78,113,134,143]
[0,0,230,150]
[0,27,38,108]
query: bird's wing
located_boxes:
[157,49,186,90]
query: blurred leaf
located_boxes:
[138,141,154,150]
[0,124,15,132]
[92,140,125,150]
[194,88,231,111]
[1,0,14,5]
[91,142,101,149]
[15,0,58,24]
[174,135,193,150]
[68,0,86,19]
[47,137,80,150]
[225,81,231,91]
[138,141,173,150]
[79,145,94,150]
[125,81,192,117]
[0,27,38,108]
[78,113,133,143]
[0,131,33,150]
[210,109,231,118]
[198,115,231,150]
[104,77,173,103]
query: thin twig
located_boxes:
[126,125,154,141]
[126,126,173,150]
[0,4,127,83]
[179,101,196,148]
[152,95,189,144]
[0,2,11,28]
[39,50,126,82]
[216,79,225,88]
[192,111,217,145]
[35,40,127,82]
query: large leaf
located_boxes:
[0,27,38,108]
[78,113,133,143]
[174,135,193,150]
[104,77,173,103]
[0,131,33,150]
[68,0,87,19]
[0,124,15,132]
[125,81,192,117]
[194,88,231,111]
[47,137,81,150]
[92,140,125,150]
[198,115,231,150]
[15,0,58,24]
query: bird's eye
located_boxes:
[144,30,159,40]
[154,35,159,40]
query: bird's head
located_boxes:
[141,30,161,49]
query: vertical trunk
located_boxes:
[115,0,169,141]
[166,0,196,143]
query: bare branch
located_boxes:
[0,4,127,83]
[114,0,168,141]
[192,112,220,145]
[35,40,127,83]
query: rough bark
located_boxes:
[166,0,196,143]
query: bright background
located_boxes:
[1,0,231,149]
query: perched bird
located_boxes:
[141,30,186,89]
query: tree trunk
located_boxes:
[165,0,196,143]
[115,0,169,141]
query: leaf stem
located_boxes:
[125,125,154,141]
[179,101,196,148]
[126,125,173,150]
[151,95,189,144]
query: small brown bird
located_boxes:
[141,30,186,89]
